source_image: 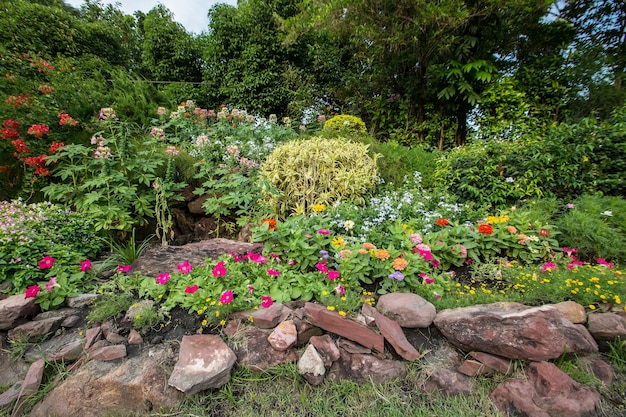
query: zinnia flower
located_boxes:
[541,262,557,272]
[220,290,234,304]
[435,218,449,227]
[261,296,273,308]
[506,226,518,234]
[392,257,408,271]
[478,224,494,235]
[343,220,355,230]
[267,268,281,276]
[38,255,55,269]
[185,284,199,294]
[262,218,276,230]
[538,228,550,237]
[375,249,390,260]
[117,265,131,273]
[177,261,193,274]
[409,234,422,244]
[388,271,404,281]
[362,242,376,250]
[79,259,91,272]
[156,272,171,284]
[212,261,227,277]
[327,271,340,280]
[315,261,329,273]
[317,228,331,235]
[25,285,40,298]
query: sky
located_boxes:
[65,0,238,34]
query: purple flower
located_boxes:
[388,271,404,281]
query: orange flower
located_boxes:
[517,234,529,245]
[392,257,408,271]
[362,242,376,250]
[375,249,390,260]
[478,224,494,235]
[435,218,449,227]
[261,218,276,230]
[358,249,368,255]
[506,225,518,234]
[339,249,352,259]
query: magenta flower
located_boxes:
[261,296,273,308]
[567,260,585,270]
[327,270,340,281]
[117,265,131,273]
[597,258,614,269]
[566,203,575,209]
[267,268,281,276]
[177,260,193,274]
[25,285,41,298]
[156,272,171,284]
[220,290,234,305]
[80,259,92,272]
[38,255,55,269]
[562,247,578,257]
[431,259,440,269]
[420,272,434,284]
[212,261,227,277]
[433,292,442,300]
[288,259,297,266]
[541,262,557,272]
[45,277,58,292]
[317,228,331,235]
[418,249,433,261]
[247,285,254,294]
[315,261,329,273]
[185,284,199,294]
[248,252,267,264]
[335,284,345,296]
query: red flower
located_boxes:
[435,218,449,227]
[185,284,199,294]
[38,84,55,94]
[58,111,78,127]
[261,296,273,308]
[38,255,55,269]
[3,119,20,129]
[49,141,65,153]
[27,124,49,138]
[11,139,29,153]
[25,155,46,167]
[261,218,276,230]
[1,127,20,139]
[25,285,41,298]
[478,224,494,235]
[35,167,50,176]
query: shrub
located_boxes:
[323,114,367,136]
[261,137,379,217]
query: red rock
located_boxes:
[22,359,46,395]
[587,312,626,340]
[457,359,490,377]
[84,326,102,350]
[309,334,340,368]
[232,327,298,371]
[106,332,126,344]
[251,303,292,329]
[470,351,514,375]
[337,339,371,354]
[490,378,548,416]
[373,310,421,361]
[8,316,64,342]
[576,355,614,387]
[421,368,473,396]
[377,292,437,328]
[304,302,384,353]
[293,318,323,346]
[89,345,127,361]
[47,340,84,363]
[128,329,143,345]
[0,293,39,330]
[328,348,406,384]
[223,320,240,337]
[267,320,297,351]
[434,303,598,361]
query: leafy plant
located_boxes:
[87,293,134,325]
[322,114,367,136]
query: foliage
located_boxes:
[87,292,135,325]
[41,109,186,234]
[0,200,103,293]
[261,136,379,217]
[591,104,626,196]
[322,114,367,136]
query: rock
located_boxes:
[22,359,45,395]
[267,320,297,351]
[587,313,626,341]
[293,317,323,346]
[223,320,240,336]
[129,239,263,277]
[376,293,437,328]
[575,355,614,387]
[327,348,406,384]
[490,361,600,417]
[89,345,127,361]
[469,351,514,375]
[551,300,587,324]
[188,194,210,214]
[337,339,371,354]
[298,344,326,385]
[304,302,385,353]
[457,359,490,377]
[106,331,126,344]
[434,302,598,361]
[8,316,64,342]
[309,334,341,369]
[0,347,29,390]
[47,339,84,363]
[25,332,83,362]
[232,327,298,371]
[29,346,180,417]
[60,315,80,328]
[0,382,23,409]
[252,303,292,329]
[0,293,39,330]
[421,368,473,396]
[84,326,102,350]
[168,335,236,394]
[373,309,421,361]
[66,294,99,308]
[128,329,143,345]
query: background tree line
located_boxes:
[1,0,624,148]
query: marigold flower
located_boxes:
[261,218,276,230]
[220,290,234,304]
[312,203,326,212]
[435,218,449,227]
[392,257,408,271]
[375,249,390,260]
[478,224,494,235]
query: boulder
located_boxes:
[327,348,406,384]
[89,345,127,361]
[168,335,236,394]
[252,303,292,329]
[298,344,326,385]
[8,316,65,342]
[267,320,297,351]
[0,293,39,330]
[309,334,341,369]
[587,313,626,341]
[551,300,587,324]
[421,368,473,396]
[232,327,298,371]
[376,293,437,328]
[373,309,421,361]
[434,303,598,360]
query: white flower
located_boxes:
[602,211,613,216]
[505,177,515,183]
[343,220,355,230]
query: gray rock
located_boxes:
[298,344,326,385]
[421,368,473,396]
[587,312,626,341]
[328,348,406,384]
[377,292,437,328]
[0,293,39,330]
[8,316,65,342]
[66,294,99,308]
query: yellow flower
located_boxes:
[589,305,596,310]
[338,311,347,317]
[220,320,226,326]
[331,236,345,248]
[327,305,335,311]
[486,216,498,224]
[157,294,163,299]
[201,319,208,326]
[321,290,328,296]
[312,203,326,212]
[215,310,220,317]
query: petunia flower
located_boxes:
[185,284,199,294]
[220,290,234,304]
[267,268,281,276]
[541,262,557,272]
[156,272,171,284]
[327,271,340,281]
[25,285,41,298]
[38,255,55,269]
[80,259,92,272]
[45,277,59,292]
[212,261,227,277]
[420,272,434,284]
[261,296,273,308]
[247,252,267,264]
[335,284,345,296]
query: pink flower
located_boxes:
[80,259,91,272]
[248,252,267,264]
[431,259,440,269]
[185,284,199,294]
[156,272,171,284]
[420,272,434,284]
[220,290,234,304]
[315,261,329,273]
[567,260,584,270]
[117,265,131,273]
[177,261,193,274]
[410,233,422,244]
[597,258,614,269]
[261,296,273,308]
[541,262,557,272]
[327,270,340,281]
[267,268,281,276]
[317,228,331,235]
[418,250,433,261]
[335,284,345,296]
[247,285,254,294]
[562,247,578,257]
[288,259,297,266]
[566,203,575,209]
[38,255,55,269]
[433,292,442,300]
[212,261,227,277]
[25,285,40,298]
[45,277,58,292]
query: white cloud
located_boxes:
[64,0,237,34]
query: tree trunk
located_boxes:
[455,107,467,147]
